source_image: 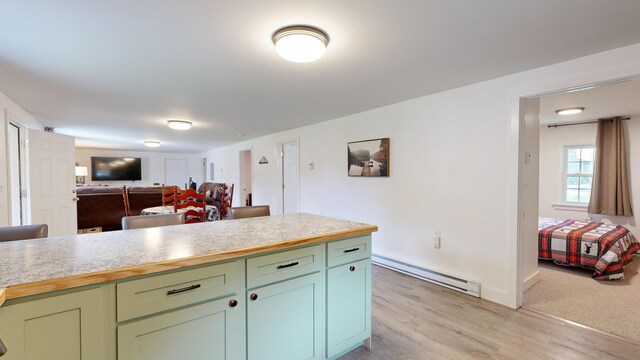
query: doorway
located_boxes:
[7,122,24,225]
[276,140,299,214]
[518,76,640,343]
[239,149,253,206]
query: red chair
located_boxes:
[122,186,131,217]
[162,186,183,206]
[219,183,234,219]
[174,188,206,223]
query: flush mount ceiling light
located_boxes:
[272,25,329,63]
[167,120,192,130]
[556,107,585,116]
[144,141,161,148]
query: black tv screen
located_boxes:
[91,157,142,181]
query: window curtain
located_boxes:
[587,117,633,216]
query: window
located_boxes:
[564,145,595,203]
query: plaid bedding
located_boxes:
[538,219,640,280]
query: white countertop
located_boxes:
[0,213,377,300]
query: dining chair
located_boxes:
[0,224,49,242]
[229,205,270,220]
[161,186,178,206]
[219,183,235,219]
[174,188,207,223]
[122,185,131,216]
[122,213,185,230]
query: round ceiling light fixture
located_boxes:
[556,107,585,116]
[167,120,192,130]
[272,25,329,63]
[144,141,161,148]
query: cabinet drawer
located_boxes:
[117,260,244,322]
[118,294,245,360]
[247,245,325,288]
[327,235,371,268]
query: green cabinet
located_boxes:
[118,294,245,360]
[0,236,372,360]
[116,260,246,360]
[326,258,372,359]
[247,272,325,360]
[0,286,109,360]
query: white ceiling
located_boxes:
[539,79,640,125]
[2,1,640,153]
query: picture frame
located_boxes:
[347,138,389,177]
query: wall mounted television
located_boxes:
[91,157,142,181]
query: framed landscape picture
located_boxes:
[348,138,389,177]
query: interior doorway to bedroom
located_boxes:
[520,77,640,343]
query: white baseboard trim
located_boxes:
[372,254,480,298]
[523,270,541,291]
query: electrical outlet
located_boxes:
[433,232,441,249]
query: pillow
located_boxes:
[206,190,211,198]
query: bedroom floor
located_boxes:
[524,255,640,343]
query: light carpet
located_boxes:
[524,255,640,343]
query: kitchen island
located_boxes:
[0,213,377,360]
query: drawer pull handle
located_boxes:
[344,247,360,253]
[250,293,258,301]
[350,266,356,272]
[277,261,299,269]
[229,299,238,308]
[167,284,201,295]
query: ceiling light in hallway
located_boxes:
[144,141,160,147]
[167,120,193,130]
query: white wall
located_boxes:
[75,148,204,188]
[539,115,640,235]
[200,43,640,307]
[0,90,44,226]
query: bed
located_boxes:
[538,218,640,280]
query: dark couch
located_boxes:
[127,186,166,216]
[76,186,126,232]
[77,186,167,232]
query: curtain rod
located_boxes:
[547,117,631,128]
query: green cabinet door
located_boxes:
[0,286,109,360]
[247,272,325,360]
[118,294,245,360]
[326,259,371,359]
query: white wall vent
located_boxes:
[372,254,481,298]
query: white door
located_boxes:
[239,149,252,206]
[278,141,299,214]
[164,159,188,188]
[28,129,77,236]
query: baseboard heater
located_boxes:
[372,254,481,298]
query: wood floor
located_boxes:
[340,265,640,360]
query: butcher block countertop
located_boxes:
[0,213,377,301]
